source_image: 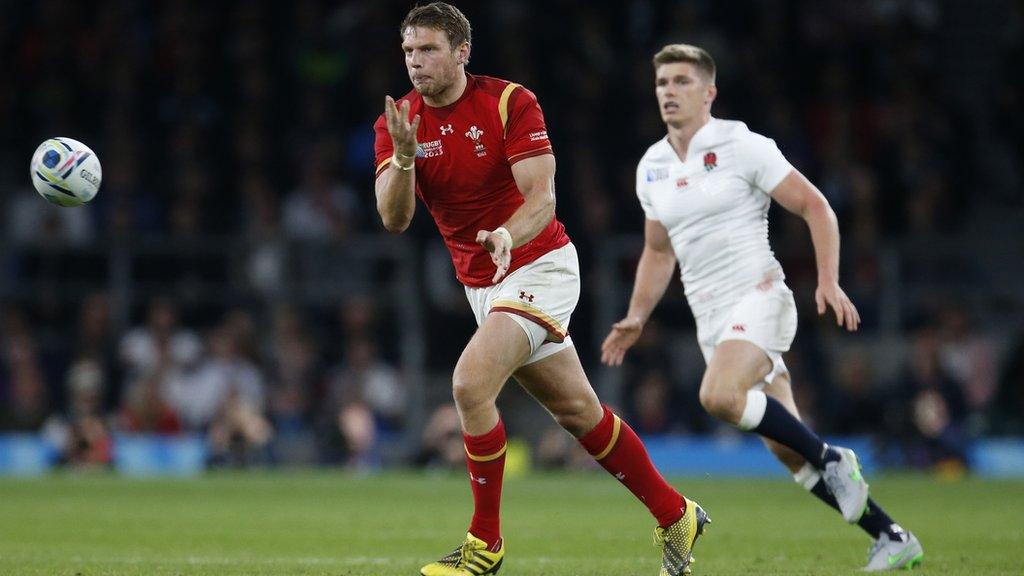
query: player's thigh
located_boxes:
[701,339,774,398]
[512,345,602,434]
[454,311,532,401]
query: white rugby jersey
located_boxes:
[635,118,794,317]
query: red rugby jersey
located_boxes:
[374,73,570,287]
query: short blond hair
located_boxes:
[652,44,716,82]
[401,2,472,51]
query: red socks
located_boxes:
[464,419,507,548]
[463,408,683,548]
[578,405,685,527]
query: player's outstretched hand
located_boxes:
[816,281,860,331]
[384,96,421,158]
[601,316,644,366]
[476,229,511,283]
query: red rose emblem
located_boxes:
[703,152,717,171]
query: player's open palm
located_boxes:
[476,229,511,283]
[816,281,860,332]
[384,96,420,157]
[601,316,644,366]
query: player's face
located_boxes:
[402,26,464,97]
[655,62,715,127]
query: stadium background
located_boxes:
[0,0,1022,479]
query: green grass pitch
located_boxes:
[1,471,1022,575]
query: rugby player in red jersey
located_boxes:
[373,4,709,576]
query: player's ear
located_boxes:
[457,42,471,65]
[705,83,718,105]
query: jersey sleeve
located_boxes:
[635,162,657,220]
[735,132,793,195]
[502,86,553,165]
[373,113,393,177]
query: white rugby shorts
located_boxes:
[696,281,798,388]
[464,242,579,365]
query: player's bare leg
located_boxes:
[759,374,923,571]
[421,313,529,576]
[511,345,603,436]
[514,346,709,576]
[698,339,868,522]
[452,313,531,435]
[697,340,772,425]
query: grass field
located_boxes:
[1,471,1022,575]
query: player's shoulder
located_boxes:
[701,118,755,145]
[704,118,780,150]
[638,137,674,167]
[473,74,537,104]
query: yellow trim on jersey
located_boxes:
[376,156,392,174]
[507,146,553,163]
[490,299,567,340]
[498,83,522,135]
[465,443,507,462]
[594,415,622,460]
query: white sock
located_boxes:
[793,461,821,490]
[737,389,768,430]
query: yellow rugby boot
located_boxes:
[654,498,711,576]
[420,532,504,576]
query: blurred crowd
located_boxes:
[0,296,407,469]
[1,1,1022,472]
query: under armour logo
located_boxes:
[731,324,746,332]
[470,473,487,485]
[440,124,454,135]
[519,291,535,303]
[615,472,626,481]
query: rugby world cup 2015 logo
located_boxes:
[466,125,487,157]
[703,151,717,171]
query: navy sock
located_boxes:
[753,396,833,468]
[809,479,900,540]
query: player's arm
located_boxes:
[374,96,421,233]
[771,170,860,331]
[600,218,677,366]
[475,154,556,283]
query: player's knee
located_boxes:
[551,397,601,437]
[698,382,743,424]
[451,372,494,413]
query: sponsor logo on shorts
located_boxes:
[519,290,535,303]
[731,324,746,332]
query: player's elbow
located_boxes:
[802,193,834,223]
[380,214,411,234]
[532,187,556,221]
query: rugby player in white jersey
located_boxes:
[601,44,923,571]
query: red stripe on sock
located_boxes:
[578,406,685,527]
[464,419,506,547]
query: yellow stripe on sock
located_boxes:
[594,415,621,460]
[465,443,507,462]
